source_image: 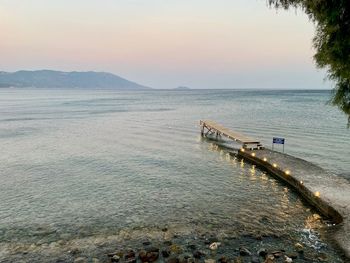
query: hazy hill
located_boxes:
[0,70,150,89]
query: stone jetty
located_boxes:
[238,148,350,258]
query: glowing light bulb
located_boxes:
[300,181,304,185]
[273,163,277,168]
[285,170,290,175]
[240,148,245,152]
[251,153,256,157]
[315,191,320,197]
[263,157,267,162]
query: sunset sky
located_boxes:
[0,0,331,89]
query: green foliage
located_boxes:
[268,0,350,125]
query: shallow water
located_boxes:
[0,89,348,262]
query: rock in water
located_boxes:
[218,256,229,263]
[142,241,151,246]
[239,247,252,256]
[317,253,328,262]
[193,250,205,259]
[286,253,297,259]
[125,249,136,263]
[251,256,260,263]
[162,248,171,258]
[209,242,221,250]
[139,247,159,262]
[139,250,147,262]
[264,254,275,263]
[146,247,159,253]
[111,255,120,263]
[187,244,196,250]
[170,244,182,254]
[258,248,268,257]
[166,257,180,263]
[147,251,159,262]
[294,243,304,253]
[125,250,136,260]
[271,251,283,258]
[164,241,173,246]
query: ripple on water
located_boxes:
[0,89,347,262]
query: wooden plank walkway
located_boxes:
[200,120,263,149]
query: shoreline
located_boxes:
[0,223,342,262]
[237,148,350,259]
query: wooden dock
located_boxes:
[200,120,263,149]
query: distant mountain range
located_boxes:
[0,70,150,90]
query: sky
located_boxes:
[0,0,331,89]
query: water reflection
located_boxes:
[200,136,336,252]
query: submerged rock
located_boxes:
[142,241,151,246]
[164,241,173,246]
[111,255,120,263]
[139,247,159,262]
[126,250,135,258]
[146,247,159,253]
[187,244,196,250]
[162,248,171,258]
[271,251,283,258]
[147,251,159,262]
[193,250,205,259]
[239,247,252,256]
[69,248,81,255]
[218,255,229,263]
[317,253,328,262]
[258,248,268,257]
[139,250,147,262]
[166,257,180,263]
[125,249,136,263]
[179,254,191,263]
[170,244,182,254]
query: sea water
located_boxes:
[0,89,348,262]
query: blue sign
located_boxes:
[273,137,285,144]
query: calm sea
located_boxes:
[0,89,348,262]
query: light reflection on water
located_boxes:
[0,89,346,261]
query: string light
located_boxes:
[240,148,245,152]
[251,153,256,157]
[315,191,320,197]
[273,163,277,168]
[263,157,267,162]
[300,181,304,185]
[285,170,290,175]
